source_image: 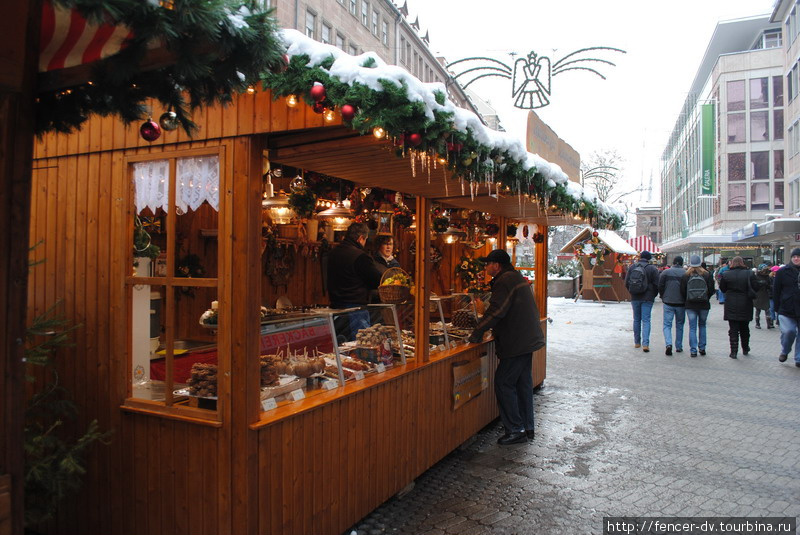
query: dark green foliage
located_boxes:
[24,304,110,527]
[288,187,317,219]
[37,0,285,136]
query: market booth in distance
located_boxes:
[28,31,622,535]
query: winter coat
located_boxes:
[373,253,400,273]
[679,270,715,311]
[327,238,383,307]
[469,265,545,358]
[658,265,687,306]
[773,263,800,319]
[719,266,757,322]
[624,260,660,302]
[753,271,771,311]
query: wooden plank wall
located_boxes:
[256,347,497,535]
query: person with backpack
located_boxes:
[680,255,715,357]
[658,256,687,355]
[772,248,800,367]
[625,250,660,352]
[753,264,773,329]
[719,256,758,359]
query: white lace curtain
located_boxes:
[134,155,220,214]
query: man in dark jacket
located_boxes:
[624,250,660,352]
[327,222,383,337]
[773,248,800,367]
[468,249,545,445]
[658,256,686,355]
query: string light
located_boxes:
[373,127,386,139]
[323,108,335,122]
[246,86,256,94]
[286,94,298,107]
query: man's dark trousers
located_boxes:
[495,352,535,433]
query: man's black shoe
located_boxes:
[699,349,706,356]
[742,346,750,356]
[690,353,697,358]
[675,348,683,353]
[665,345,672,356]
[497,432,527,445]
[729,353,737,359]
[525,430,535,440]
[779,353,788,362]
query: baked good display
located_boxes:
[452,309,477,328]
[187,363,217,397]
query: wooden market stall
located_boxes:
[560,229,637,302]
[26,36,618,535]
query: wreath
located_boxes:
[432,216,450,233]
[392,204,414,228]
[573,236,608,264]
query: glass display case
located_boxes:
[430,293,481,352]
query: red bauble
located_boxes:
[312,101,325,114]
[340,104,356,122]
[592,231,599,237]
[139,119,161,142]
[310,83,326,102]
[406,133,422,146]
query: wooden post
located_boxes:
[414,197,430,362]
[0,1,38,533]
[535,225,548,319]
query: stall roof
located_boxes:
[627,235,662,254]
[559,228,637,255]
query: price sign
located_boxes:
[354,371,365,381]
[261,398,277,411]
[290,389,306,401]
[323,379,339,390]
[376,363,386,373]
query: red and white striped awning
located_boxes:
[626,235,662,254]
[39,1,133,73]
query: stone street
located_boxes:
[346,298,800,535]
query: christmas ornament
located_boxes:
[290,175,306,192]
[310,82,326,102]
[312,101,325,114]
[340,104,356,122]
[159,110,179,131]
[139,119,161,142]
[592,230,599,237]
[406,133,422,146]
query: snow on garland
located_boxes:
[262,29,624,230]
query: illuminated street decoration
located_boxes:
[446,47,626,110]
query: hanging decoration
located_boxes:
[573,233,608,264]
[455,256,490,293]
[158,110,179,131]
[340,104,356,122]
[432,216,450,234]
[139,118,161,142]
[309,82,326,101]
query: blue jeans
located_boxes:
[662,304,685,349]
[778,314,800,362]
[769,299,777,321]
[686,308,709,354]
[717,289,726,303]
[631,300,653,346]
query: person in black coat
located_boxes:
[624,250,660,352]
[679,255,715,357]
[753,264,773,329]
[772,248,800,366]
[468,249,545,445]
[719,256,758,359]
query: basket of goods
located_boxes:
[378,267,412,304]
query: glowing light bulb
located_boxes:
[246,86,256,94]
[323,108,335,122]
[286,94,298,107]
[437,156,447,164]
[373,127,386,139]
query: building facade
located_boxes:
[635,207,662,246]
[660,15,784,266]
[263,0,481,114]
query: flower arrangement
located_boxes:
[392,203,413,228]
[288,186,317,219]
[455,256,490,293]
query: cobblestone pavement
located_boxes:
[346,299,800,535]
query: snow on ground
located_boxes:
[546,297,632,355]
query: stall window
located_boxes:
[127,151,221,417]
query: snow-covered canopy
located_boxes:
[559,228,637,255]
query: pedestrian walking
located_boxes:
[468,249,545,444]
[769,264,780,325]
[658,256,686,355]
[719,256,757,359]
[772,248,800,367]
[714,257,729,304]
[680,255,715,357]
[753,264,773,329]
[624,250,660,352]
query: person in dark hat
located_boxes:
[658,255,686,355]
[468,249,545,445]
[773,248,800,367]
[624,250,660,352]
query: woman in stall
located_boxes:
[373,235,400,272]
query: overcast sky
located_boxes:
[408,0,776,211]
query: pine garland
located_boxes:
[36,0,285,136]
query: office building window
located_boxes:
[751,182,770,210]
[728,113,745,143]
[775,109,784,140]
[348,44,358,55]
[728,183,746,211]
[372,10,379,35]
[750,111,769,142]
[406,42,412,66]
[361,1,368,26]
[775,150,784,179]
[413,51,418,75]
[321,23,331,44]
[336,33,345,50]
[305,11,316,39]
[751,151,769,180]
[773,76,784,106]
[775,182,784,209]
[729,153,746,181]
[750,78,768,109]
[350,0,357,15]
[727,80,745,111]
[382,21,389,45]
[764,29,782,49]
[788,72,794,103]
[400,37,407,64]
